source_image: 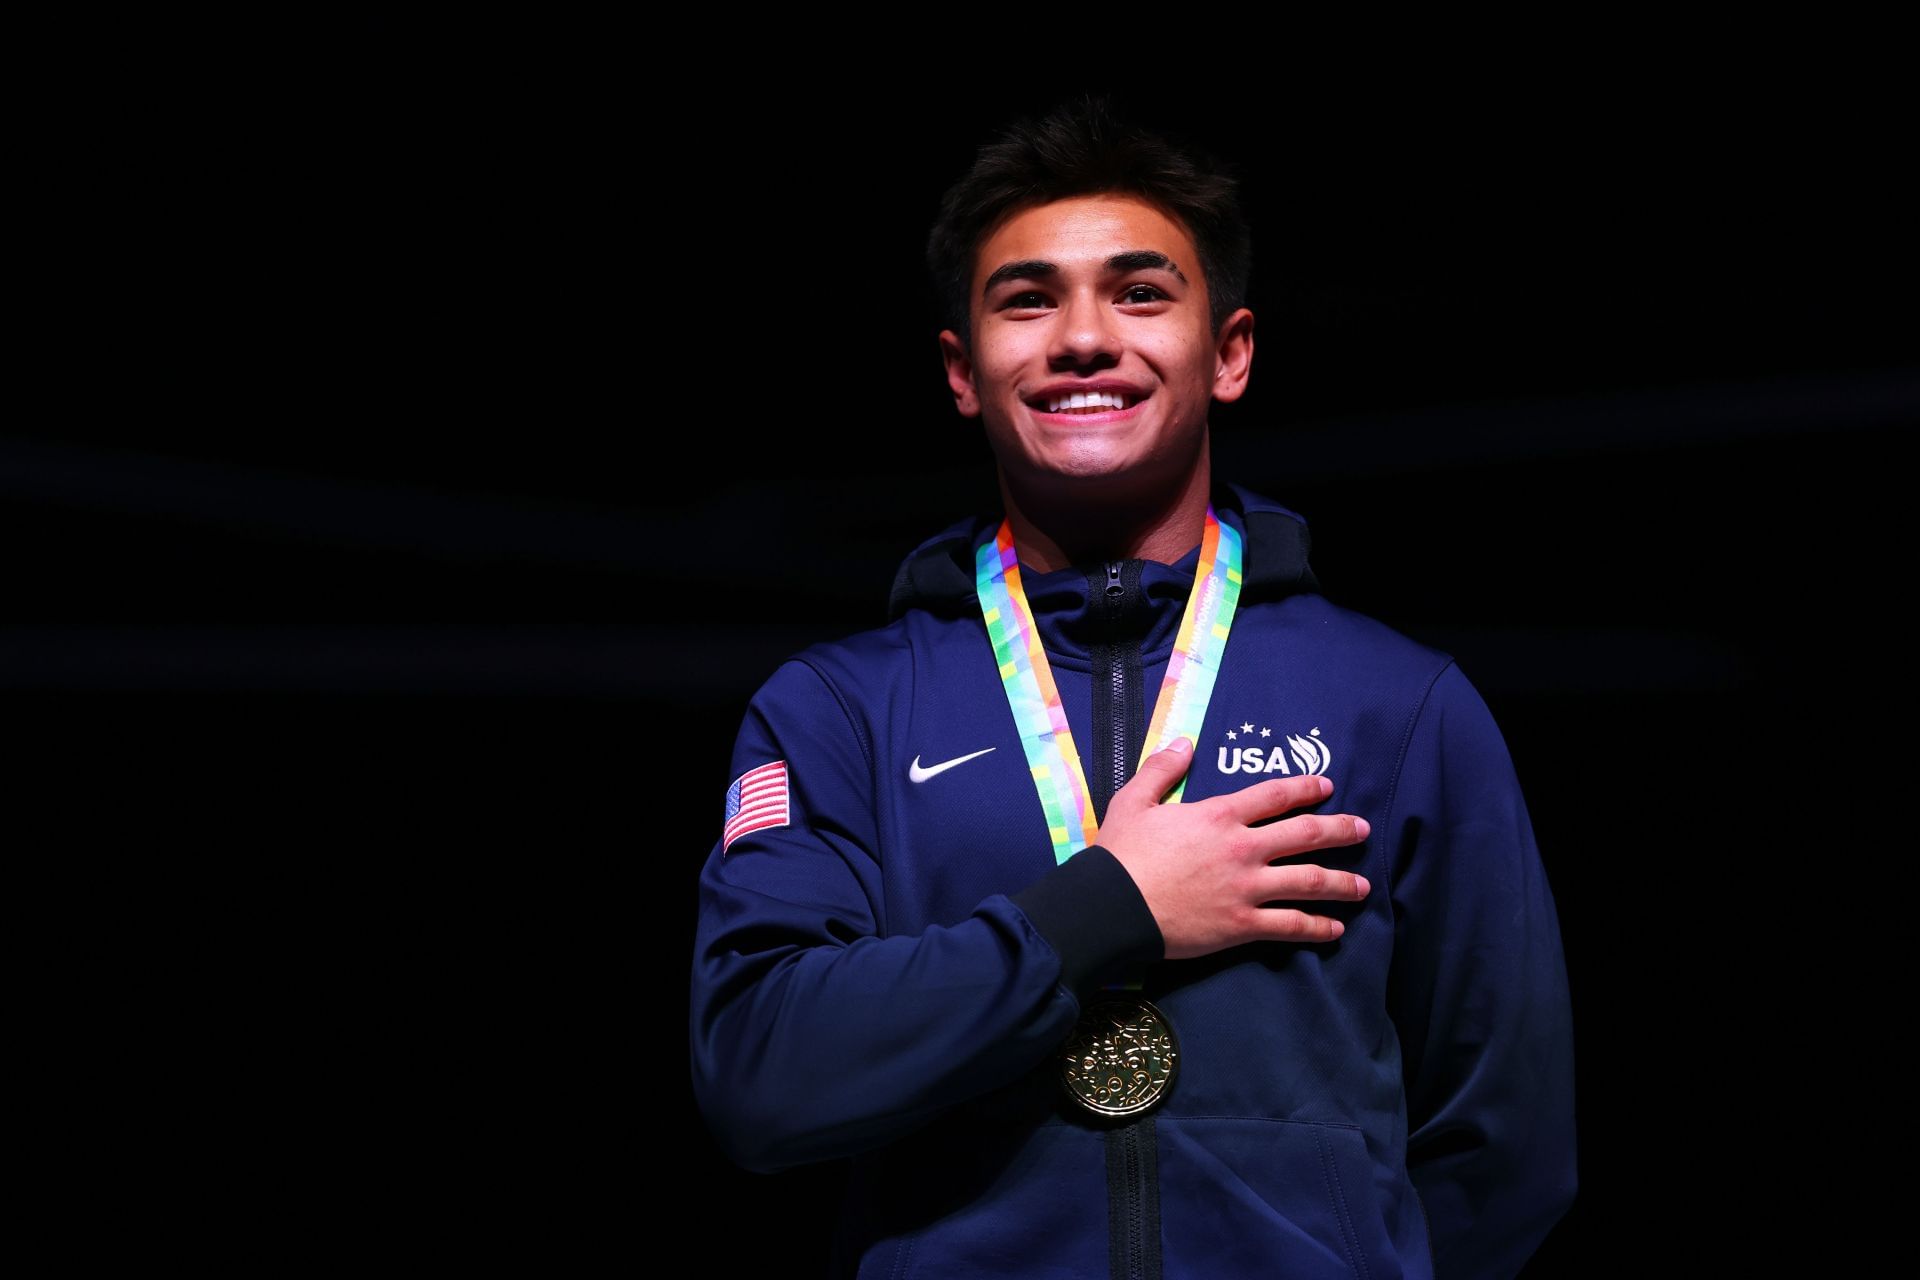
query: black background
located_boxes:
[12,22,1909,1272]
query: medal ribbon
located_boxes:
[974,502,1244,871]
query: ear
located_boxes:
[1210,307,1255,405]
[937,329,981,419]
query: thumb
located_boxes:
[1118,737,1194,804]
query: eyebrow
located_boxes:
[981,250,1190,297]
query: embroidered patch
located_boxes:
[723,760,789,854]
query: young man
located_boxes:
[689,95,1576,1279]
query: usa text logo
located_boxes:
[1215,724,1333,777]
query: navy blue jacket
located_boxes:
[689,481,1577,1279]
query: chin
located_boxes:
[1026,439,1144,472]
[1020,461,1162,502]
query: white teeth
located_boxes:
[1043,391,1131,414]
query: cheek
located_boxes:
[977,342,1031,394]
[1152,345,1217,401]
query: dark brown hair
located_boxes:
[926,93,1252,354]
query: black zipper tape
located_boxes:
[1105,1116,1162,1280]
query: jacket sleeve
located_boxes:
[688,656,1164,1176]
[1384,661,1577,1280]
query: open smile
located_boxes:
[1023,390,1149,425]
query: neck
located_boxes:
[997,443,1212,573]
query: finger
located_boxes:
[1247,906,1348,944]
[1258,811,1371,861]
[1214,772,1334,826]
[1109,737,1195,813]
[1254,864,1371,902]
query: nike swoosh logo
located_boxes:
[909,746,997,783]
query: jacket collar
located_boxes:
[885,480,1319,628]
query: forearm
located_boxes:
[1387,661,1578,1277]
[690,844,1162,1174]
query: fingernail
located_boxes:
[1355,818,1371,839]
[1168,737,1191,754]
[1318,776,1332,796]
[1355,876,1370,896]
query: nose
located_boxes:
[1048,286,1121,369]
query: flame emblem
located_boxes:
[1287,727,1332,776]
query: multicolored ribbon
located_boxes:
[974,503,1244,870]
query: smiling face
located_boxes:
[938,193,1253,518]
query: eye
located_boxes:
[1122,284,1169,304]
[1006,291,1049,309]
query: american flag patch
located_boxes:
[723,760,789,854]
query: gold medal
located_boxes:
[1059,996,1180,1118]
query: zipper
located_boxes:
[1121,1123,1146,1280]
[1099,557,1157,1280]
[1104,1115,1160,1280]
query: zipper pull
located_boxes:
[1105,560,1124,601]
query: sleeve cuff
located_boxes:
[1010,844,1165,1001]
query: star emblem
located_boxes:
[1226,729,1237,740]
[1240,721,1254,734]
[1260,727,1271,738]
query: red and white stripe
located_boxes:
[723,760,790,854]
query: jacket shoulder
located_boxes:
[746,614,934,717]
[1276,591,1457,682]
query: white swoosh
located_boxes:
[909,746,997,783]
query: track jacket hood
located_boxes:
[884,479,1320,626]
[690,479,1577,1279]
